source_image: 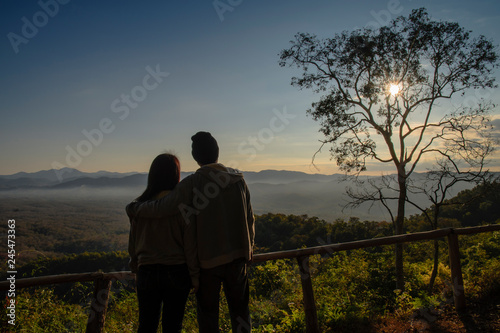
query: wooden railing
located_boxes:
[1,224,499,333]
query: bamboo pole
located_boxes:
[447,231,466,311]
[296,256,320,333]
[253,227,453,263]
[86,277,112,333]
[252,225,500,263]
[0,271,135,291]
[453,224,500,235]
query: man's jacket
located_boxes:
[127,163,254,269]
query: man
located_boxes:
[127,131,254,332]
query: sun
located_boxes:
[389,84,400,96]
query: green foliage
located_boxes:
[462,231,500,298]
[255,213,393,253]
[0,289,87,332]
[0,192,131,265]
[14,251,129,279]
[248,259,305,331]
[104,291,138,332]
[440,181,500,226]
[251,260,296,299]
[313,252,374,330]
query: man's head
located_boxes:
[191,131,219,166]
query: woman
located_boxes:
[127,153,198,333]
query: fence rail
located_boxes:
[1,224,499,332]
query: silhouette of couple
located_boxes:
[127,131,254,333]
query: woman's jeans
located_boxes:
[136,263,191,333]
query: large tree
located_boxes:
[279,8,498,290]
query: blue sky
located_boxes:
[1,0,499,175]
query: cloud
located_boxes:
[490,117,500,137]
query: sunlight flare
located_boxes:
[389,83,400,96]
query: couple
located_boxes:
[127,131,255,333]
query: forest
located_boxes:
[0,181,499,332]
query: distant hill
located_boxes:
[242,169,341,184]
[1,168,495,221]
[50,173,148,189]
[0,168,339,190]
[0,177,53,189]
[0,168,141,189]
[0,168,87,181]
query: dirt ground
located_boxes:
[372,296,500,333]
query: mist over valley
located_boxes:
[0,168,481,223]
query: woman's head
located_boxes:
[137,153,180,202]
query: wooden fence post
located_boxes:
[447,231,466,311]
[86,276,112,333]
[297,256,320,333]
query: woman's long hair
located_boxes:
[136,153,180,202]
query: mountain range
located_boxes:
[0,168,487,221]
[0,168,140,189]
[0,168,344,190]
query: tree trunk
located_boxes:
[428,208,440,293]
[395,171,407,291]
[428,239,439,292]
[395,223,404,291]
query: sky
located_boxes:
[1,0,500,176]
